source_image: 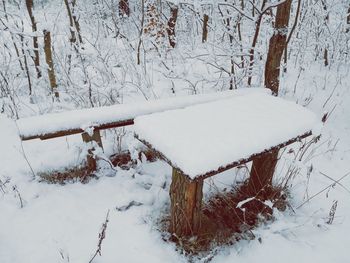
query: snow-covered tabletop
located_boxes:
[134,92,319,180]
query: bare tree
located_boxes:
[43,30,59,99]
[25,0,41,78]
[166,3,178,48]
[247,0,267,86]
[346,4,350,33]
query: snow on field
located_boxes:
[1,1,350,262]
[134,92,318,179]
[1,70,349,262]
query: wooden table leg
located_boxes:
[170,168,203,237]
[248,148,279,196]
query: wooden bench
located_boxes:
[17,90,254,171]
[133,92,318,238]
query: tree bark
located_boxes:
[167,4,178,48]
[264,0,292,96]
[119,0,130,17]
[347,4,350,33]
[25,0,41,78]
[321,0,329,66]
[63,0,77,45]
[247,149,279,196]
[43,30,59,99]
[71,0,83,44]
[170,168,203,237]
[202,13,209,43]
[247,0,267,86]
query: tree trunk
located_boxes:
[321,0,329,66]
[43,30,59,99]
[202,13,209,43]
[119,0,130,17]
[63,0,77,45]
[167,4,178,48]
[249,0,292,196]
[71,0,83,44]
[264,0,292,96]
[25,0,41,78]
[247,0,267,86]
[170,168,203,237]
[347,4,350,33]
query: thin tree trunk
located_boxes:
[166,4,178,48]
[347,4,350,33]
[237,17,244,68]
[25,0,41,78]
[119,0,130,17]
[284,0,302,72]
[321,0,329,66]
[71,0,83,44]
[247,0,267,86]
[43,30,59,99]
[20,21,32,96]
[202,13,209,43]
[63,0,77,45]
[137,0,145,65]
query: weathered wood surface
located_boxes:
[136,131,312,181]
[248,148,279,195]
[170,168,203,237]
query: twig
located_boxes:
[326,200,338,225]
[89,210,110,263]
[296,171,350,209]
[12,185,24,208]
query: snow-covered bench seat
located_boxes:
[133,92,318,237]
[17,89,265,141]
[16,89,269,172]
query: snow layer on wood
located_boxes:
[16,88,269,139]
[134,93,318,179]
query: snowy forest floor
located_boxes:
[1,61,350,263]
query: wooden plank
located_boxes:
[20,119,134,141]
[136,131,313,181]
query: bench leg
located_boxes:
[170,168,203,237]
[81,129,103,173]
[248,148,279,196]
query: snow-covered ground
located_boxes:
[1,63,350,263]
[1,1,349,262]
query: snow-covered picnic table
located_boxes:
[134,91,318,238]
[134,92,318,180]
